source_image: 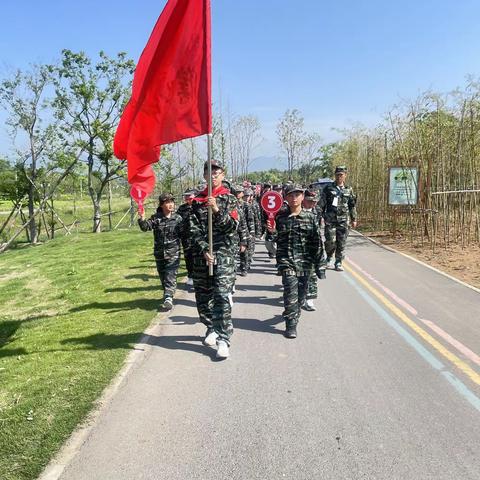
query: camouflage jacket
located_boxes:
[321,182,357,225]
[176,202,194,249]
[250,201,262,236]
[273,207,323,276]
[241,201,256,236]
[138,210,183,260]
[233,206,249,248]
[189,189,239,258]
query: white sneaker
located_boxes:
[216,340,230,359]
[304,299,316,311]
[203,330,218,346]
[228,293,233,308]
[186,277,193,286]
[162,297,173,310]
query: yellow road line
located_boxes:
[344,262,480,387]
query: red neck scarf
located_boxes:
[194,185,230,202]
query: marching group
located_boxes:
[138,161,357,359]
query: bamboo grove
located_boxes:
[331,81,480,250]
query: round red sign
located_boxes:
[261,191,283,216]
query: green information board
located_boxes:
[388,167,419,205]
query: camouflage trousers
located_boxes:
[192,256,236,345]
[247,236,255,269]
[239,236,255,272]
[265,231,277,258]
[155,256,180,300]
[282,271,309,328]
[181,240,194,278]
[306,271,318,300]
[324,223,349,261]
[239,247,248,273]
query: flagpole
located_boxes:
[207,133,214,276]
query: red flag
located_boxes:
[114,0,212,200]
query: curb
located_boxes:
[38,282,191,480]
[353,230,480,295]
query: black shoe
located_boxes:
[335,262,344,272]
[284,326,297,338]
[238,270,247,277]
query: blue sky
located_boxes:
[1,0,480,165]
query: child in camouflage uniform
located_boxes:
[189,160,239,359]
[138,193,183,311]
[301,189,326,311]
[268,184,323,338]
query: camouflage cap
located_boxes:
[158,193,175,204]
[204,159,225,171]
[284,184,305,196]
[335,165,347,174]
[304,189,319,202]
[230,184,244,194]
[244,188,254,196]
[183,188,196,197]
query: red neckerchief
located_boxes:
[193,185,230,203]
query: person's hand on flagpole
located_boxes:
[206,196,219,214]
[204,251,215,265]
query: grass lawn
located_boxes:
[0,228,182,480]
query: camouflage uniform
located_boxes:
[176,202,194,279]
[189,189,239,346]
[251,199,263,238]
[241,199,256,271]
[234,204,249,274]
[138,210,183,300]
[322,182,357,263]
[274,206,323,329]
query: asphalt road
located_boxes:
[52,233,480,480]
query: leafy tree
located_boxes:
[0,64,57,243]
[52,49,135,232]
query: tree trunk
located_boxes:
[107,179,113,231]
[28,180,38,244]
[93,201,102,233]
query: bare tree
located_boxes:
[231,115,262,180]
[276,109,309,178]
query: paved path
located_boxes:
[50,234,480,479]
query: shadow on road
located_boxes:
[233,315,284,335]
[235,284,281,293]
[233,295,283,307]
[144,334,217,360]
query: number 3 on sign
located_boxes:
[268,195,276,209]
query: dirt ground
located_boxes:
[364,233,480,290]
